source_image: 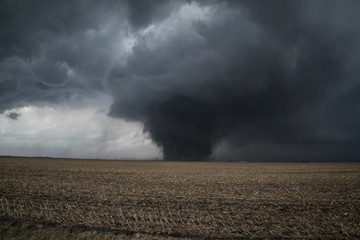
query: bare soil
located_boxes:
[0,157,359,239]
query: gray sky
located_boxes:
[0,0,359,161]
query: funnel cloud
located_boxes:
[1,0,360,161]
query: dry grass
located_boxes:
[0,157,359,239]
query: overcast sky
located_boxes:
[1,0,359,161]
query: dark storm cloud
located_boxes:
[108,0,360,160]
[0,0,125,111]
[1,0,359,161]
[123,0,179,28]
[5,112,20,120]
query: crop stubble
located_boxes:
[0,157,359,239]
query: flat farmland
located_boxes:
[0,157,359,239]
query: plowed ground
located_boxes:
[1,157,359,239]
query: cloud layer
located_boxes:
[1,0,360,161]
[0,95,161,159]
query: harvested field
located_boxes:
[0,157,359,239]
